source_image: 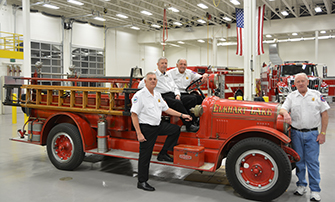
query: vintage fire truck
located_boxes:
[3,67,299,201]
[260,61,328,102]
[168,66,244,99]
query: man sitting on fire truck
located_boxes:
[138,57,199,132]
[167,58,208,125]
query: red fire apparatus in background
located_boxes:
[168,66,244,99]
[260,61,328,102]
[3,67,299,201]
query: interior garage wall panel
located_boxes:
[72,23,103,49]
[141,45,162,74]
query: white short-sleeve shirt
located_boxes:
[130,87,169,126]
[167,68,202,93]
[138,69,180,96]
[281,88,330,129]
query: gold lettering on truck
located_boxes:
[213,104,272,116]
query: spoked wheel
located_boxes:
[47,123,85,171]
[226,138,291,201]
[186,77,205,99]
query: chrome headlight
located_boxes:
[279,86,289,94]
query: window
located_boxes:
[31,41,62,86]
[71,47,104,87]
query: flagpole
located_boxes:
[243,0,253,101]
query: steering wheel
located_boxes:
[186,77,205,99]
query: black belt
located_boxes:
[291,126,318,132]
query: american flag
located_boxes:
[256,5,265,55]
[236,8,244,56]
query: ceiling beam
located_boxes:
[201,0,235,20]
[301,0,314,16]
[282,0,298,18]
[323,0,331,14]
[262,0,283,19]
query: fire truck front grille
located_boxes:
[289,79,320,91]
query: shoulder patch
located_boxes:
[192,71,196,74]
[320,95,325,102]
[133,96,138,103]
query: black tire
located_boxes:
[226,138,291,201]
[47,123,85,171]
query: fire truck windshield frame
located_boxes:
[281,64,318,77]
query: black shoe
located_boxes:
[186,124,199,132]
[137,182,155,191]
[157,153,173,162]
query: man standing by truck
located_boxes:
[280,73,329,202]
[131,72,192,191]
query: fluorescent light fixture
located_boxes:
[67,0,84,6]
[130,26,140,30]
[141,10,152,16]
[318,36,331,39]
[304,37,315,41]
[292,32,298,36]
[151,24,161,28]
[177,41,185,44]
[266,34,272,38]
[217,42,237,46]
[161,42,166,45]
[230,0,240,5]
[43,4,59,9]
[116,14,128,19]
[197,39,205,43]
[169,44,180,47]
[197,19,206,24]
[315,7,322,13]
[320,30,326,34]
[222,16,232,21]
[168,7,179,12]
[93,16,106,21]
[173,22,182,26]
[281,10,289,16]
[219,38,226,41]
[197,3,208,9]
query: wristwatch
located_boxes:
[320,132,326,135]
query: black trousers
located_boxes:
[138,122,180,183]
[161,92,192,127]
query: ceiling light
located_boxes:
[230,0,240,5]
[281,10,289,16]
[43,4,59,9]
[222,17,232,21]
[93,16,106,21]
[197,3,208,9]
[315,7,322,13]
[161,42,166,45]
[219,38,226,41]
[320,30,326,34]
[141,10,152,16]
[169,44,180,47]
[197,39,205,43]
[177,41,185,44]
[151,24,160,28]
[266,34,272,38]
[116,14,128,19]
[67,0,84,6]
[173,22,182,26]
[130,26,140,30]
[292,32,298,36]
[168,7,179,12]
[197,19,206,24]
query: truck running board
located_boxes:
[87,149,215,172]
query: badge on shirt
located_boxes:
[312,97,315,101]
[133,96,138,103]
[186,76,189,80]
[320,95,326,102]
[158,99,161,102]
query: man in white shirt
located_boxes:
[138,57,199,132]
[280,73,329,202]
[131,72,192,191]
[167,58,208,124]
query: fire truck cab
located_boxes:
[261,61,328,102]
[3,67,299,201]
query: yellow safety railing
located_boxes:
[0,31,24,59]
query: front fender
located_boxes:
[41,112,96,150]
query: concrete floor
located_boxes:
[0,104,334,202]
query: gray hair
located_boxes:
[157,57,168,63]
[144,72,156,80]
[295,72,308,80]
[177,58,187,64]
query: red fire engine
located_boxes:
[261,61,328,102]
[3,67,299,201]
[168,66,244,99]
